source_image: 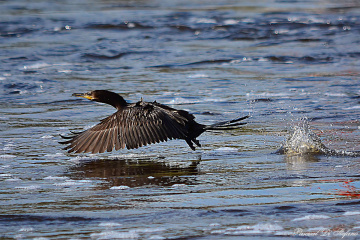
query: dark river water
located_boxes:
[1,0,360,239]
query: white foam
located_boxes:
[43,176,69,180]
[209,223,221,227]
[343,211,360,216]
[274,230,296,236]
[217,223,284,235]
[90,231,139,239]
[98,222,122,228]
[0,165,10,170]
[292,214,330,221]
[223,19,239,25]
[214,147,238,152]
[274,29,289,34]
[110,186,130,190]
[246,92,290,98]
[54,180,92,186]
[4,142,16,147]
[5,178,22,182]
[258,57,268,62]
[193,18,217,24]
[77,180,92,183]
[171,184,187,188]
[3,143,16,151]
[203,97,224,102]
[23,62,50,70]
[325,92,347,97]
[19,227,34,232]
[165,98,199,105]
[0,173,12,178]
[344,105,360,110]
[41,135,53,139]
[44,153,65,158]
[111,153,151,159]
[148,235,165,240]
[16,90,29,95]
[187,73,209,78]
[0,154,17,159]
[15,185,41,190]
[69,155,97,163]
[1,146,12,151]
[211,229,227,234]
[58,69,72,73]
[148,176,155,179]
[241,223,283,232]
[130,227,166,234]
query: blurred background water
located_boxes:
[1,0,360,239]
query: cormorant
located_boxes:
[60,90,249,153]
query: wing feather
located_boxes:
[140,124,152,145]
[62,101,192,153]
[147,121,161,143]
[105,115,118,152]
[124,114,135,149]
[131,124,141,148]
[74,132,93,153]
[95,116,114,153]
[114,123,122,151]
[92,129,106,153]
[107,128,115,152]
[99,129,109,153]
[83,132,100,153]
[67,131,92,153]
[117,116,126,149]
[163,116,182,139]
[154,120,167,142]
[147,122,158,143]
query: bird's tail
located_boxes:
[204,115,249,130]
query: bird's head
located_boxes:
[73,90,108,101]
[72,90,127,109]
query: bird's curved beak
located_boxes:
[72,92,94,100]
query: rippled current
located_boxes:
[1,0,360,239]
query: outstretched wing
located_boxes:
[61,102,190,153]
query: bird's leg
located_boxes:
[185,139,196,150]
[192,139,201,147]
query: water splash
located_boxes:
[277,120,360,157]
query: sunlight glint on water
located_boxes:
[0,0,360,239]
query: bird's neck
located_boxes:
[101,93,128,110]
[113,96,128,110]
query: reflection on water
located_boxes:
[66,158,200,188]
[285,153,320,171]
[1,0,360,239]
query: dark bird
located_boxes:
[60,90,249,153]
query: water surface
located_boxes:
[1,0,360,239]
